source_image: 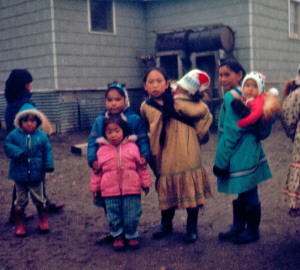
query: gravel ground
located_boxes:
[0,121,299,270]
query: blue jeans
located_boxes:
[104,195,142,239]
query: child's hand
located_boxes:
[143,187,149,196]
[94,168,101,175]
[140,157,147,168]
[93,191,101,201]
[92,161,99,171]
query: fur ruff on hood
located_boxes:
[14,103,45,131]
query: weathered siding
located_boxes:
[144,0,300,88]
[251,0,300,85]
[0,0,54,90]
[1,0,299,133]
[52,0,147,89]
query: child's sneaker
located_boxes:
[127,238,139,250]
[113,235,125,251]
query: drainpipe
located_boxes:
[249,0,254,71]
[50,0,58,89]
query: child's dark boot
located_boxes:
[232,204,261,244]
[15,206,26,237]
[184,207,199,243]
[219,200,246,241]
[153,208,175,239]
[37,205,49,233]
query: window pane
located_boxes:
[290,0,300,37]
[90,1,113,33]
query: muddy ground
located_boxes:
[0,122,299,270]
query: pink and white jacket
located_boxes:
[90,135,152,197]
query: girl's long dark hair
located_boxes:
[5,69,33,103]
[143,67,175,147]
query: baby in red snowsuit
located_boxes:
[237,71,265,128]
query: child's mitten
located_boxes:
[213,165,229,178]
[231,99,251,118]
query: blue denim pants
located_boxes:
[104,195,142,239]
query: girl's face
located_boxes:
[26,82,32,92]
[243,79,259,99]
[219,65,243,91]
[106,89,125,114]
[105,122,124,146]
[143,70,169,99]
[21,115,37,133]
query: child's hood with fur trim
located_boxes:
[14,103,45,131]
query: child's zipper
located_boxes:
[26,134,31,182]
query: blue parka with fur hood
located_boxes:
[4,103,54,183]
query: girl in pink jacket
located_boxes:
[90,114,151,251]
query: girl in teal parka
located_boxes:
[4,103,54,237]
[213,59,273,244]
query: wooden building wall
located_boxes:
[1,0,299,133]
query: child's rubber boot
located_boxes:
[37,205,49,233]
[152,208,175,239]
[15,206,26,237]
[219,199,246,241]
[127,238,139,250]
[9,204,33,223]
[232,204,261,244]
[184,207,199,243]
[113,234,125,252]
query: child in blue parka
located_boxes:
[88,83,150,169]
[4,103,54,237]
[87,83,150,243]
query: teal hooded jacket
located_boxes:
[214,88,272,194]
[4,103,54,183]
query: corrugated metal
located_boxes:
[31,92,60,131]
[0,94,5,114]
[77,98,106,131]
[127,88,146,115]
[0,88,145,134]
[59,102,79,133]
[0,93,6,127]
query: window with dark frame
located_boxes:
[289,0,300,38]
[89,0,114,33]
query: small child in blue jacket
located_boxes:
[4,103,54,237]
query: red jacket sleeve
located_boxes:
[237,94,264,128]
